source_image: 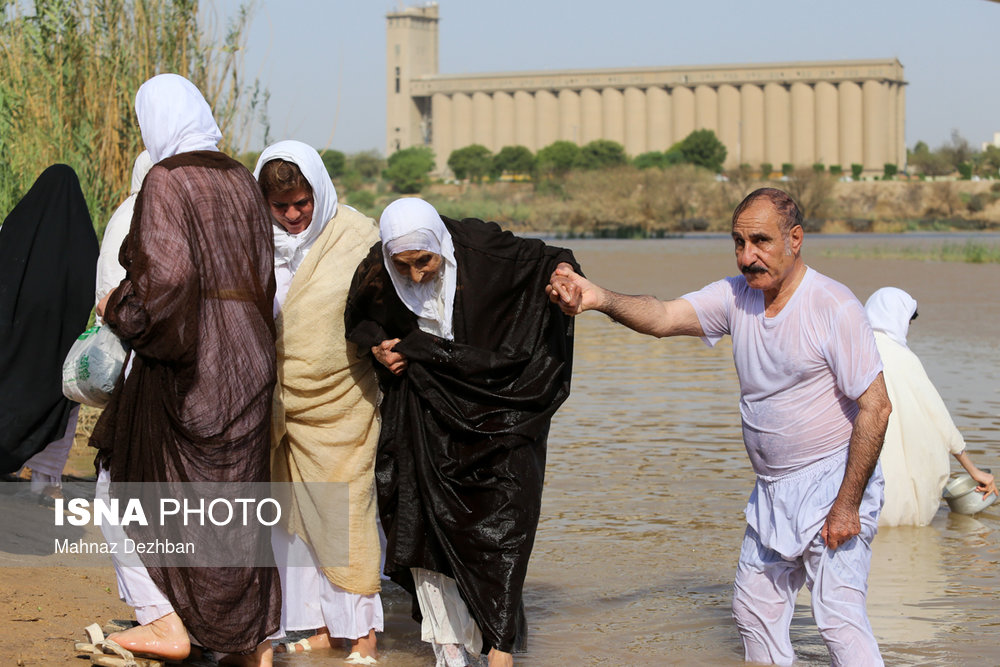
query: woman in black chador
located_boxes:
[346,197,578,667]
[0,165,97,479]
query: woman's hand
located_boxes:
[372,338,407,375]
[972,468,998,499]
[96,289,114,318]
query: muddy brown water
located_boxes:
[327,234,1000,667]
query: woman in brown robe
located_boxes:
[89,73,280,666]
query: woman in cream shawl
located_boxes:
[254,141,382,664]
[865,287,996,526]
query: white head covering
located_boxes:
[134,73,222,163]
[379,198,457,340]
[865,287,918,347]
[253,140,339,275]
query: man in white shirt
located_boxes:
[547,188,892,667]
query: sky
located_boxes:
[211,0,1000,156]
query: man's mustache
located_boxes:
[741,264,766,275]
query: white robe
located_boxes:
[874,331,964,526]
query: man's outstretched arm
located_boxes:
[821,372,892,550]
[546,262,704,338]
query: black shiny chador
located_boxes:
[346,217,578,654]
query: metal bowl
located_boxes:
[942,469,997,515]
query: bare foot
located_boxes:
[347,628,378,660]
[219,640,273,666]
[274,627,332,653]
[106,611,190,662]
[487,648,513,667]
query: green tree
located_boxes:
[319,149,346,179]
[447,144,493,182]
[957,162,973,180]
[760,163,773,179]
[678,129,727,172]
[851,163,864,180]
[576,139,628,170]
[781,163,794,177]
[536,140,581,178]
[491,145,535,178]
[383,146,435,194]
[883,163,897,180]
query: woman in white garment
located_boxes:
[95,150,153,313]
[253,141,383,664]
[865,286,997,526]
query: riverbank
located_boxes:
[339,171,1000,238]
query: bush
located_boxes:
[829,165,843,176]
[576,139,628,170]
[678,129,727,172]
[760,163,773,179]
[348,151,385,180]
[634,150,684,170]
[851,164,864,180]
[491,145,535,179]
[883,163,898,180]
[536,141,580,178]
[966,192,987,213]
[781,163,794,176]
[812,163,825,173]
[958,162,973,180]
[448,144,493,182]
[345,189,375,212]
[383,146,435,194]
[320,150,346,179]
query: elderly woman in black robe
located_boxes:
[345,197,578,667]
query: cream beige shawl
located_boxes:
[272,204,381,595]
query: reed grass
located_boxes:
[0,0,263,234]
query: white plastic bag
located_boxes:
[61,326,128,407]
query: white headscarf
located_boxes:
[865,287,918,347]
[379,198,457,340]
[253,140,338,275]
[134,73,222,163]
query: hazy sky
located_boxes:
[213,0,999,156]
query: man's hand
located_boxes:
[372,338,407,375]
[546,262,600,315]
[820,498,861,550]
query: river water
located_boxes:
[282,234,1000,666]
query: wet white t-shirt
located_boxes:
[682,267,882,478]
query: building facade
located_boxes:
[387,4,907,174]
